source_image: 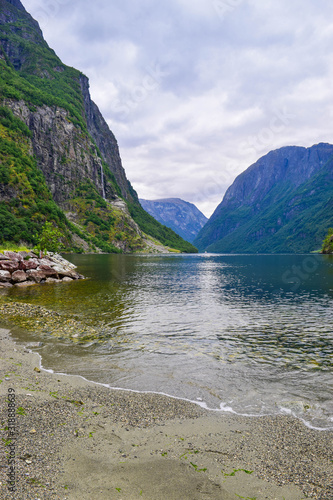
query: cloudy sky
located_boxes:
[22,0,333,217]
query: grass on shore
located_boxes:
[0,242,31,253]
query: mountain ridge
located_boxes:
[194,143,333,253]
[0,0,197,253]
[139,198,207,243]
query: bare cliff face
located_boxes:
[79,75,137,203]
[4,98,117,206]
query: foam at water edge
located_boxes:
[279,406,333,432]
[24,347,332,432]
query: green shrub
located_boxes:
[34,221,64,253]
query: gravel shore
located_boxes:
[0,327,332,500]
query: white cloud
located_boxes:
[22,0,333,217]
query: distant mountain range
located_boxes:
[139,198,207,243]
[194,143,333,253]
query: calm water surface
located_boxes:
[5,254,333,429]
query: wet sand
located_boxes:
[0,327,332,499]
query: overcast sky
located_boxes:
[22,0,333,217]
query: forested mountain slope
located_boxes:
[0,0,196,253]
[194,143,333,254]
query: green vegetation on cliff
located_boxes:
[0,0,197,254]
[0,1,87,129]
[69,180,140,253]
[195,145,333,254]
[0,106,73,247]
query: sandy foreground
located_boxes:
[0,328,332,500]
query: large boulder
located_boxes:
[37,265,58,278]
[0,261,19,272]
[51,265,79,279]
[11,270,27,283]
[26,270,46,283]
[4,251,22,261]
[19,259,38,271]
[38,258,53,266]
[0,270,11,282]
[48,253,77,270]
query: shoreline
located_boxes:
[37,357,333,434]
[0,293,332,433]
[0,328,332,499]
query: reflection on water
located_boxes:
[3,253,333,429]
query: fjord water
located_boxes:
[7,254,333,429]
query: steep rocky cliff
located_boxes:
[79,75,135,203]
[0,0,197,253]
[4,98,118,205]
[140,198,207,243]
[194,143,333,253]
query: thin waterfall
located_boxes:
[100,163,106,199]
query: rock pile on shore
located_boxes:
[0,251,84,288]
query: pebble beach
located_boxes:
[0,326,332,500]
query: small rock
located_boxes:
[15,281,36,287]
[29,429,37,434]
[27,251,38,258]
[45,277,60,283]
[33,367,41,373]
[26,342,43,348]
[0,282,13,288]
[25,460,32,465]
